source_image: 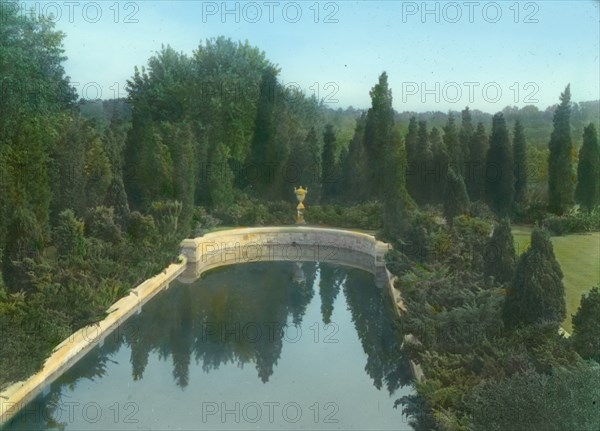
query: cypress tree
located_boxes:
[466,122,488,202]
[363,72,394,199]
[341,114,368,203]
[443,167,470,224]
[485,113,514,217]
[484,218,516,285]
[405,116,419,201]
[513,119,528,207]
[548,85,575,215]
[322,124,337,202]
[571,286,600,362]
[382,129,413,242]
[405,116,419,169]
[429,126,448,204]
[575,123,600,211]
[503,228,566,328]
[443,113,460,174]
[247,67,279,196]
[459,106,474,171]
[414,120,433,204]
[306,127,322,203]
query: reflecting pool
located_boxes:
[3,262,414,430]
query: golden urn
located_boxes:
[294,186,307,224]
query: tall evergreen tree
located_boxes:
[363,72,395,199]
[429,126,448,204]
[443,113,461,174]
[123,99,155,210]
[484,218,516,285]
[503,228,566,328]
[341,114,368,203]
[443,167,470,225]
[571,286,600,362]
[405,116,419,201]
[459,107,474,171]
[247,67,279,196]
[382,129,413,242]
[414,121,433,204]
[466,122,488,202]
[322,124,338,202]
[513,119,528,207]
[548,85,575,215]
[485,113,514,217]
[405,116,419,170]
[575,123,600,211]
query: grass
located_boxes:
[512,225,600,332]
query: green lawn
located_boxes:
[512,226,600,333]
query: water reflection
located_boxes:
[3,261,413,430]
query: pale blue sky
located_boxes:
[22,0,600,112]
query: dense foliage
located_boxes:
[0,3,598,429]
[393,214,598,430]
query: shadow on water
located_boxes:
[3,261,414,430]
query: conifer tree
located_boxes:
[405,116,419,200]
[363,72,394,199]
[484,218,516,285]
[513,119,528,207]
[429,127,448,204]
[459,107,474,171]
[466,122,488,202]
[443,113,461,174]
[443,167,469,224]
[322,124,338,202]
[575,123,600,211]
[414,120,433,204]
[382,129,413,242]
[571,286,600,362]
[548,85,575,215]
[503,228,566,328]
[247,67,279,196]
[341,115,368,203]
[485,113,514,217]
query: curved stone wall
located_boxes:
[179,226,391,283]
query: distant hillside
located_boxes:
[322,100,600,150]
[79,98,599,154]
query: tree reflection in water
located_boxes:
[4,262,412,430]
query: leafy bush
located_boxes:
[542,206,600,236]
[308,202,383,230]
[192,207,222,237]
[209,198,382,230]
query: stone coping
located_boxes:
[179,225,391,283]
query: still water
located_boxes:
[3,262,414,430]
